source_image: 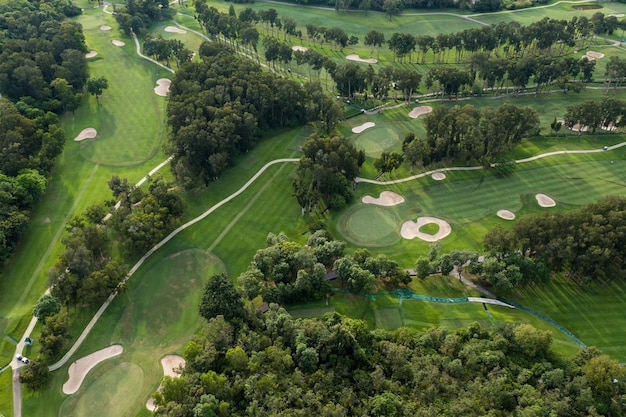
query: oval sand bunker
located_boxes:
[112,40,125,47]
[497,209,515,220]
[164,26,187,34]
[146,355,186,411]
[432,172,446,181]
[346,54,377,64]
[63,344,123,394]
[154,78,171,96]
[362,191,405,206]
[409,106,433,119]
[352,122,375,133]
[401,217,451,242]
[85,50,97,58]
[100,25,111,31]
[292,45,308,52]
[74,128,97,141]
[536,193,556,207]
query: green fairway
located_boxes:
[374,307,404,329]
[337,204,402,247]
[353,126,402,157]
[58,361,144,417]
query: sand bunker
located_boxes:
[100,25,111,31]
[608,13,625,17]
[497,209,515,220]
[146,355,186,411]
[292,45,308,52]
[85,50,97,58]
[63,345,123,395]
[585,51,604,60]
[432,172,446,181]
[74,128,97,141]
[112,40,125,47]
[362,191,405,206]
[346,54,377,64]
[164,26,186,34]
[536,193,556,207]
[409,106,433,119]
[352,122,375,133]
[401,217,451,242]
[154,78,171,96]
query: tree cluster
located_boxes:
[143,36,193,68]
[153,306,626,417]
[293,134,365,214]
[108,175,185,256]
[0,0,87,113]
[166,44,323,186]
[114,0,175,36]
[237,231,343,304]
[483,196,626,285]
[564,97,626,133]
[404,103,539,168]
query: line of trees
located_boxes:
[564,97,626,133]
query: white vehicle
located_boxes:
[15,354,23,361]
[20,357,29,364]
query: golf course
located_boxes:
[1,0,626,415]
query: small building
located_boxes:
[324,271,338,281]
[257,302,270,314]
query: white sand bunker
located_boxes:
[63,345,123,394]
[352,122,375,133]
[112,40,125,47]
[346,54,377,64]
[608,13,625,17]
[401,217,451,242]
[164,25,186,34]
[432,172,446,181]
[85,50,97,58]
[154,78,171,96]
[536,193,556,207]
[585,51,604,60]
[100,25,111,31]
[409,106,433,119]
[497,209,515,220]
[146,355,186,411]
[362,191,405,206]
[292,45,308,52]
[74,128,97,141]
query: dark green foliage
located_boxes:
[294,134,365,214]
[483,196,626,285]
[39,313,70,359]
[108,176,185,256]
[33,294,61,323]
[199,273,245,324]
[154,313,626,416]
[19,358,51,391]
[167,44,319,186]
[86,76,109,102]
[238,232,335,304]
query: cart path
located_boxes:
[356,141,626,185]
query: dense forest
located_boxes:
[0,0,89,267]
[166,43,340,187]
[153,288,626,416]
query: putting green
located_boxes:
[59,362,143,417]
[337,204,401,247]
[352,127,401,157]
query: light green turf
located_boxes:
[353,126,402,157]
[58,362,144,417]
[66,9,169,166]
[374,307,404,329]
[337,204,402,247]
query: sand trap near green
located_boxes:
[60,362,143,417]
[409,106,433,119]
[164,25,186,34]
[346,54,377,63]
[536,193,556,207]
[74,128,97,141]
[400,217,451,242]
[146,355,185,411]
[497,209,515,220]
[154,78,171,96]
[353,127,401,157]
[63,345,123,394]
[337,205,401,247]
[352,122,375,133]
[362,191,404,206]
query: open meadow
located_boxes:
[2,0,626,415]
